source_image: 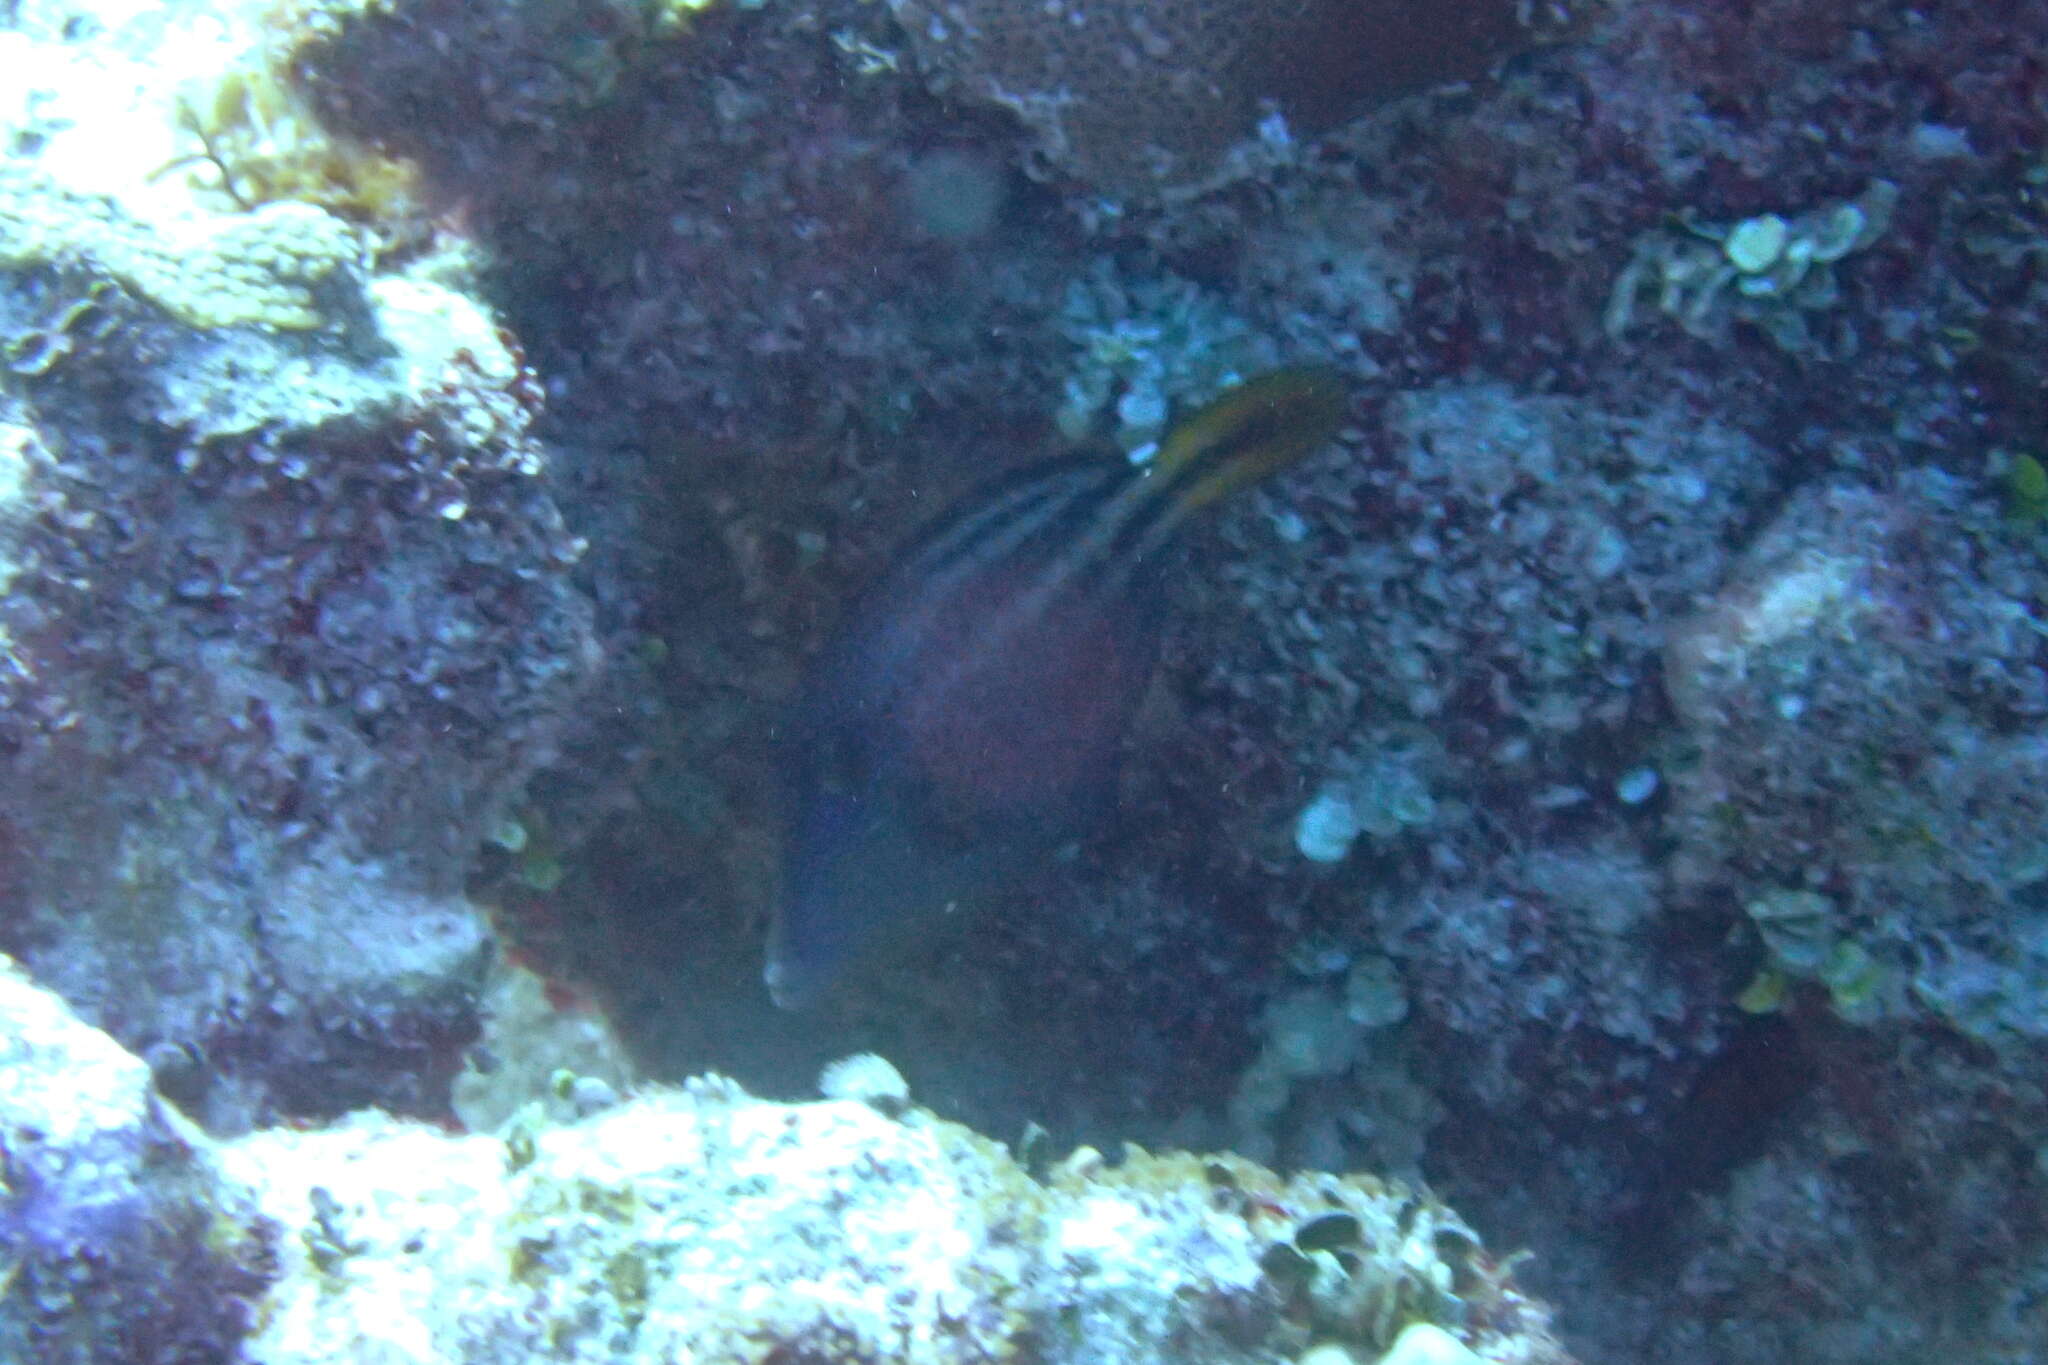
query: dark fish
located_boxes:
[768,368,1348,1008]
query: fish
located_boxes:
[767,367,1348,1008]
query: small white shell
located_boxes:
[818,1053,911,1114]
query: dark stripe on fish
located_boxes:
[768,366,1348,1008]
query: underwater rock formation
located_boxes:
[0,0,600,1131]
[0,955,1574,1365]
[0,955,269,1365]
[884,0,1533,200]
[5,0,2048,1361]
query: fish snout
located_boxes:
[763,951,821,1011]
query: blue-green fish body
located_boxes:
[769,368,1347,1008]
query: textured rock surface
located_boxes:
[6,0,2048,1361]
[0,956,273,1365]
[884,0,1531,200]
[276,5,2048,1359]
[0,0,599,1131]
[0,954,1572,1365]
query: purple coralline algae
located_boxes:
[2,0,2047,1361]
[0,0,601,1132]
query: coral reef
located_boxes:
[0,0,599,1131]
[884,0,1532,201]
[0,955,1573,1365]
[1665,472,2048,1042]
[1604,180,1899,350]
[3,0,2048,1361]
[0,955,273,1365]
[0,165,365,331]
[449,955,638,1134]
[266,5,2048,1357]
